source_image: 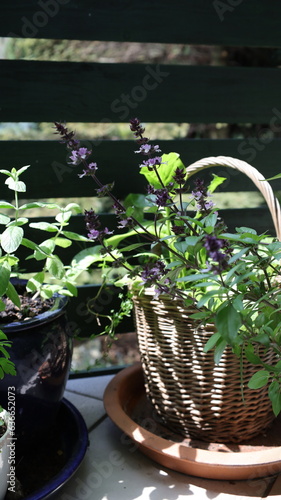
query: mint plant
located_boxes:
[55,119,281,416]
[0,165,89,311]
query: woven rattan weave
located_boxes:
[132,156,280,443]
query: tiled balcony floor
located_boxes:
[53,371,281,500]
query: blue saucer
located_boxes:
[14,398,89,500]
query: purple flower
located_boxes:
[155,188,171,207]
[173,167,186,185]
[191,178,215,213]
[117,217,134,229]
[85,209,113,242]
[88,226,113,242]
[204,235,229,273]
[129,118,146,140]
[135,144,161,155]
[140,157,164,170]
[147,186,171,207]
[78,162,98,178]
[85,209,100,231]
[54,122,80,150]
[154,281,173,298]
[205,235,224,256]
[113,201,126,216]
[172,225,184,235]
[88,228,101,240]
[140,261,167,287]
[96,182,115,197]
[69,147,92,166]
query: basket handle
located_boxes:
[186,156,281,241]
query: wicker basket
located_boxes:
[132,156,281,443]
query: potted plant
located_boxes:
[0,165,89,451]
[55,119,281,443]
[0,332,15,500]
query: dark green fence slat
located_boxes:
[66,284,135,338]
[1,139,281,200]
[1,0,281,47]
[1,60,281,123]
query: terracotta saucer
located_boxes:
[104,362,281,481]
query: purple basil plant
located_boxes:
[55,119,281,415]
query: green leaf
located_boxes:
[20,201,59,210]
[106,227,146,248]
[56,211,72,224]
[7,217,28,227]
[189,311,208,320]
[177,273,217,283]
[34,239,56,260]
[248,370,269,389]
[1,255,18,266]
[0,169,14,177]
[197,290,221,308]
[203,332,222,353]
[232,296,244,312]
[65,281,78,297]
[1,226,24,253]
[26,272,45,292]
[0,261,11,295]
[174,240,189,254]
[215,303,242,344]
[16,165,30,176]
[0,330,9,340]
[185,236,202,246]
[0,214,10,225]
[228,248,250,264]
[0,201,15,209]
[268,380,281,416]
[64,203,82,213]
[265,173,281,181]
[40,287,56,299]
[235,227,257,235]
[46,255,65,279]
[203,212,218,229]
[29,222,58,232]
[254,333,270,346]
[220,232,261,243]
[124,194,147,222]
[140,152,185,188]
[6,281,20,308]
[0,358,16,378]
[192,281,220,288]
[208,174,226,193]
[21,238,37,250]
[120,243,147,252]
[62,231,88,241]
[214,338,227,365]
[51,237,72,248]
[5,177,26,192]
[275,360,281,371]
[244,345,262,365]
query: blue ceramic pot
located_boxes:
[0,291,73,455]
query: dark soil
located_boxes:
[0,288,54,324]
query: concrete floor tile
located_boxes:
[64,390,106,429]
[57,416,270,500]
[66,374,114,400]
